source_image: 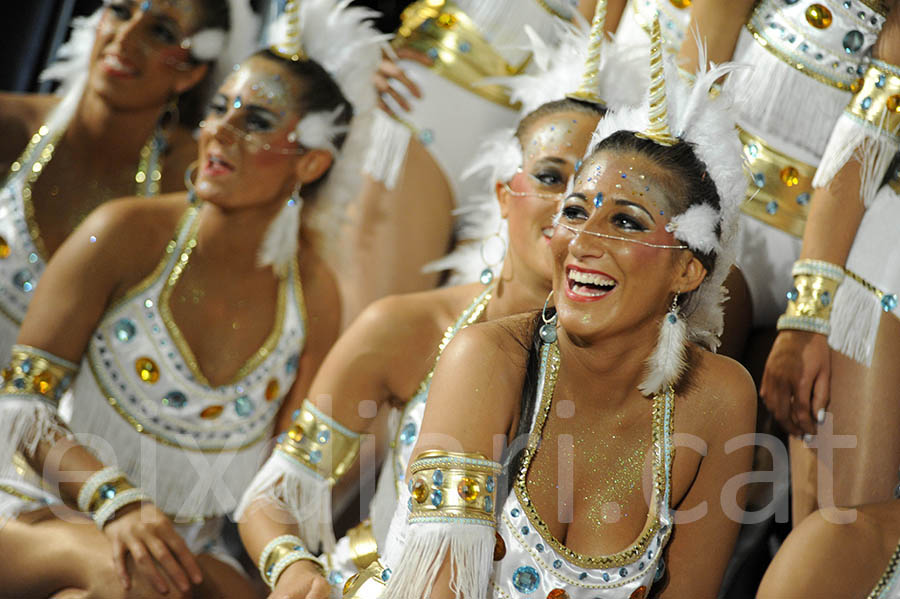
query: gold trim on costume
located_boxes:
[0,345,78,408]
[868,538,900,598]
[407,450,500,525]
[393,0,526,107]
[278,400,361,484]
[845,63,900,141]
[514,341,675,569]
[738,127,815,238]
[347,520,380,569]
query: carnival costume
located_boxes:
[353,18,746,599]
[615,0,691,55]
[870,538,900,599]
[0,1,259,362]
[724,0,890,327]
[236,3,648,592]
[0,0,381,568]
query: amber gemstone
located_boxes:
[287,426,304,442]
[200,405,224,419]
[457,477,479,502]
[436,13,457,28]
[851,77,865,93]
[630,586,648,599]
[887,95,900,112]
[780,166,800,187]
[411,477,428,503]
[135,357,160,383]
[265,379,280,401]
[343,573,358,594]
[493,532,506,561]
[33,371,54,395]
[669,0,691,7]
[805,4,833,29]
[0,236,10,259]
[547,589,569,599]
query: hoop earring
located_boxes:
[539,290,558,343]
[183,162,198,204]
[479,226,507,285]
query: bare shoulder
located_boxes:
[678,348,757,438]
[437,312,534,384]
[0,93,59,169]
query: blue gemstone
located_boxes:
[602,572,610,582]
[843,30,864,54]
[381,568,392,581]
[419,129,434,145]
[667,313,677,324]
[484,496,492,512]
[753,173,766,188]
[309,449,323,464]
[882,293,898,312]
[619,567,628,577]
[408,497,413,511]
[521,526,529,536]
[163,391,187,408]
[140,0,150,10]
[285,353,299,374]
[265,566,273,578]
[99,483,117,500]
[655,557,666,582]
[786,287,799,302]
[747,143,759,158]
[328,571,344,585]
[292,409,300,420]
[877,74,887,88]
[233,96,243,109]
[426,48,438,60]
[277,432,286,443]
[553,560,562,569]
[317,429,331,444]
[511,566,540,593]
[28,252,38,264]
[858,10,866,18]
[430,488,443,507]
[536,543,544,552]
[796,192,811,206]
[843,0,851,7]
[511,508,520,517]
[785,0,799,4]
[485,475,495,493]
[20,359,31,374]
[639,562,645,570]
[575,160,582,171]
[399,422,417,445]
[820,291,832,306]
[234,395,253,416]
[862,96,873,110]
[579,572,588,580]
[13,269,34,292]
[458,41,471,53]
[593,192,604,208]
[766,200,779,215]
[480,268,494,285]
[432,469,443,486]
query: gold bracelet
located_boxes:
[258,535,324,591]
[777,260,845,334]
[407,450,500,526]
[341,559,389,599]
[846,61,900,142]
[276,400,360,484]
[0,345,78,408]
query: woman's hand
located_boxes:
[761,330,831,437]
[268,560,331,599]
[373,48,429,117]
[102,502,203,595]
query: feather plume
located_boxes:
[257,195,301,277]
[638,309,688,397]
[670,204,721,254]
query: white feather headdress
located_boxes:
[589,20,745,395]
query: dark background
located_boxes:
[0,0,409,93]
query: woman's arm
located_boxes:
[676,0,756,72]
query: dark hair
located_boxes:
[175,0,232,126]
[589,131,721,302]
[515,97,606,145]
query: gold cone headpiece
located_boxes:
[566,0,607,106]
[271,0,306,61]
[636,16,678,146]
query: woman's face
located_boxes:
[87,0,209,110]
[500,110,601,284]
[550,150,704,342]
[195,55,314,211]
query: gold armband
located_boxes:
[0,345,78,408]
[777,260,845,335]
[407,450,500,526]
[846,61,900,141]
[276,400,360,484]
[258,535,324,591]
[341,559,389,599]
[347,520,379,569]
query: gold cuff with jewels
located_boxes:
[341,559,389,599]
[0,345,78,408]
[393,0,523,107]
[347,519,379,569]
[276,400,360,484]
[738,127,816,238]
[845,61,900,141]
[407,450,500,526]
[258,535,325,591]
[777,260,845,335]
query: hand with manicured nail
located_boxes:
[373,47,430,117]
[760,330,831,437]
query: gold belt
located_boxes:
[393,0,525,107]
[739,127,816,238]
[346,519,380,569]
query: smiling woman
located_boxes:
[0,2,382,598]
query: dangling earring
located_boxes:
[258,183,303,277]
[479,224,507,285]
[183,162,198,204]
[667,292,680,324]
[638,291,688,397]
[539,290,558,343]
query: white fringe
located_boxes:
[827,275,882,367]
[726,30,852,159]
[361,110,411,190]
[38,9,102,96]
[257,195,301,278]
[0,399,71,483]
[638,308,689,397]
[233,449,336,553]
[384,520,495,599]
[811,114,899,208]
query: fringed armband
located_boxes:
[362,110,412,190]
[0,345,77,485]
[234,400,360,553]
[828,267,898,367]
[813,60,900,207]
[385,450,500,599]
[777,260,844,335]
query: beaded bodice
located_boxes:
[491,341,674,598]
[64,205,306,517]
